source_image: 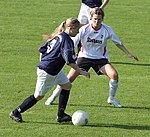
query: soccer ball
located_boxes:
[72,110,88,126]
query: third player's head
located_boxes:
[90,7,104,30]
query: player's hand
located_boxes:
[99,7,103,11]
[80,70,90,79]
[128,53,139,61]
[85,71,90,78]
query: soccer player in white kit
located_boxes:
[45,7,139,108]
[77,0,109,58]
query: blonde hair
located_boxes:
[90,7,104,20]
[43,18,80,40]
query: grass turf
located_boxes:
[0,0,150,137]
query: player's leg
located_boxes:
[54,71,73,122]
[45,85,62,105]
[9,68,55,122]
[76,3,90,58]
[45,68,79,105]
[51,59,90,121]
[57,83,72,122]
[9,94,39,122]
[77,3,90,26]
[100,64,122,108]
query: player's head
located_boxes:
[65,18,80,37]
[90,7,104,29]
[90,7,104,20]
[65,18,80,28]
[43,18,80,40]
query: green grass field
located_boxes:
[0,0,150,136]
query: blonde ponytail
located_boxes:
[43,18,80,40]
[43,21,66,40]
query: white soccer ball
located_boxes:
[72,110,88,126]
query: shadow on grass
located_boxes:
[122,106,150,110]
[111,62,150,67]
[25,120,150,131]
[25,120,73,126]
[50,103,118,109]
[51,103,150,111]
[87,123,150,130]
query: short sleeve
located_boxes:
[109,28,122,45]
[38,41,49,53]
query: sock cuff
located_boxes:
[110,79,118,84]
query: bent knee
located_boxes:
[60,82,72,90]
[111,72,118,80]
[67,83,72,89]
[34,94,44,101]
[65,82,72,90]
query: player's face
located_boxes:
[91,14,102,29]
[70,25,80,37]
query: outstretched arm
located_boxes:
[116,44,139,61]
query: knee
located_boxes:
[66,82,72,90]
[34,94,44,101]
[110,71,118,80]
[60,82,72,90]
[113,72,118,80]
[67,82,72,90]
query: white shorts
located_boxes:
[78,3,92,25]
[34,68,69,97]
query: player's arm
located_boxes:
[108,27,139,61]
[116,44,139,61]
[62,41,90,78]
[69,63,90,78]
[64,51,90,78]
[100,0,109,10]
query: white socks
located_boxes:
[52,85,62,98]
[109,79,118,99]
[45,85,62,105]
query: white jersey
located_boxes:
[73,23,122,59]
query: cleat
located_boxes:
[57,113,72,123]
[9,112,24,122]
[107,97,122,108]
[45,96,56,106]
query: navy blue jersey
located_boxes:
[38,32,75,76]
[82,0,102,8]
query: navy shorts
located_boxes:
[76,57,110,75]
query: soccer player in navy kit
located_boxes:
[78,0,109,26]
[9,18,90,123]
[45,8,139,108]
